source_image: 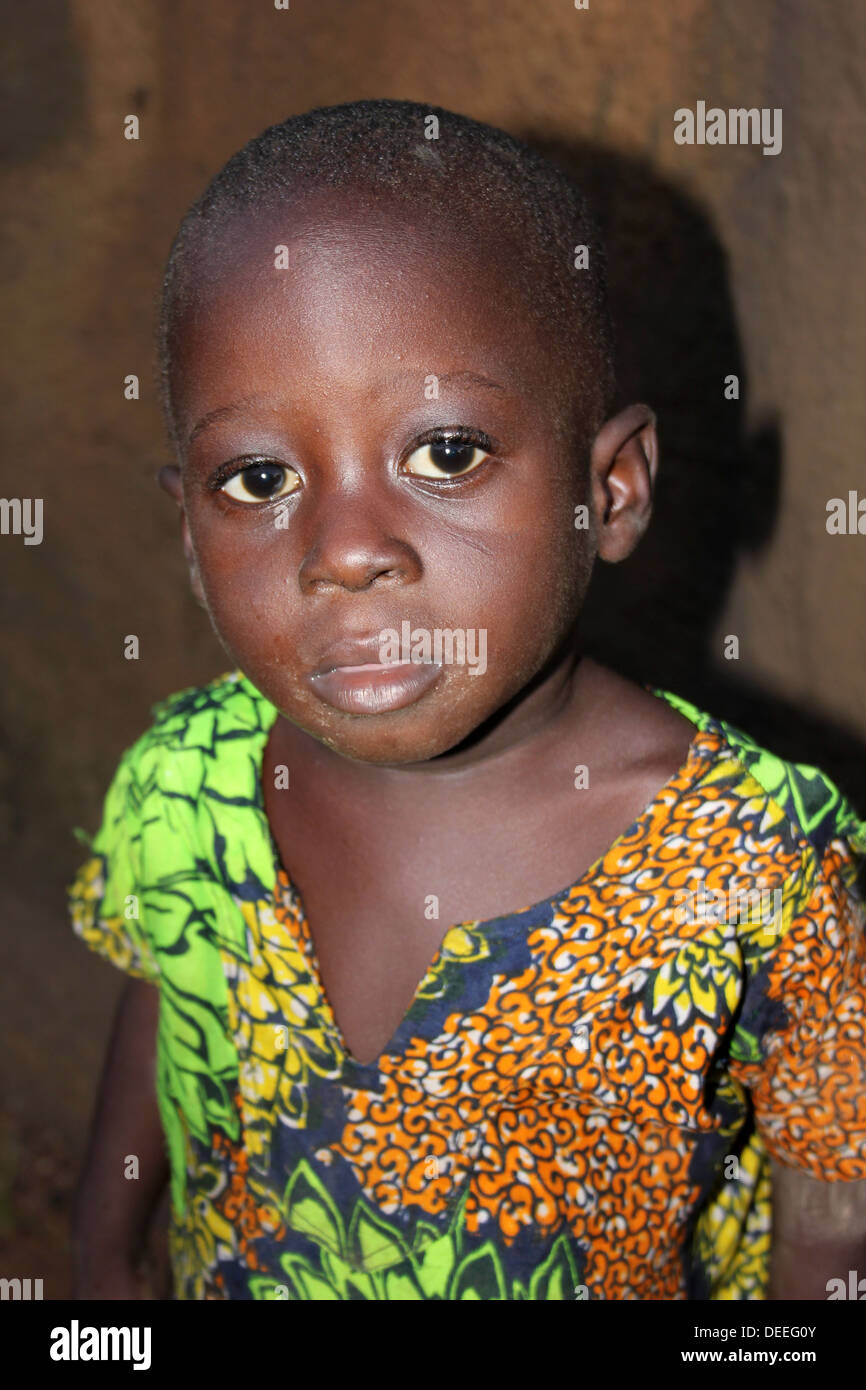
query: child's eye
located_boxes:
[220,461,301,504]
[403,436,490,479]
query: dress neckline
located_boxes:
[238,672,720,1070]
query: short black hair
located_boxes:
[158,99,616,453]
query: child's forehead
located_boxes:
[176,194,563,383]
[197,187,521,303]
[169,188,592,449]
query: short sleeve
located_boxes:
[67,746,161,984]
[729,832,866,1181]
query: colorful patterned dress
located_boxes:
[67,670,866,1300]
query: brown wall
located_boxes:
[1,0,864,1291]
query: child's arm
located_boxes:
[72,977,169,1299]
[768,1159,866,1299]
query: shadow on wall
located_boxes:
[528,135,866,834]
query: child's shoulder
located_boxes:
[116,668,276,779]
[147,668,274,742]
[584,660,864,867]
[70,668,279,914]
[650,683,866,867]
[71,669,278,858]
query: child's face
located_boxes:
[162,191,651,765]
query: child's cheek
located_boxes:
[190,525,289,651]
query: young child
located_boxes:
[69,99,866,1302]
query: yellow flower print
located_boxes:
[649,930,742,1029]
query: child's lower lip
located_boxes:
[308,660,443,714]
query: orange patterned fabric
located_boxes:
[68,671,866,1299]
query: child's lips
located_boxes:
[308,658,443,714]
[311,631,404,675]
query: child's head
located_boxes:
[157,99,658,764]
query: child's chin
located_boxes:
[297,700,485,766]
[316,717,474,766]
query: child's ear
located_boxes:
[157,464,207,608]
[588,403,659,563]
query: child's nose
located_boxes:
[296,495,422,595]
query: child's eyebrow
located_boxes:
[186,372,509,449]
[187,394,269,449]
[414,369,508,394]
